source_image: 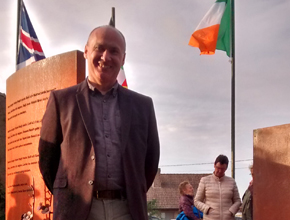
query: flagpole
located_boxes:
[111,7,115,27]
[230,0,236,179]
[16,0,22,66]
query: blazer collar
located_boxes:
[76,80,95,145]
[118,85,132,153]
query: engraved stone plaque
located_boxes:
[6,50,85,220]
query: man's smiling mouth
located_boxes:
[98,61,111,69]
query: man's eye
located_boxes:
[95,46,104,52]
[111,49,119,54]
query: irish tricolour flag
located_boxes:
[189,0,230,56]
[117,66,128,88]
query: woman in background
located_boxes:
[178,181,200,220]
[242,164,253,220]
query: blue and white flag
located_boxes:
[17,1,45,70]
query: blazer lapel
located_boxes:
[76,80,95,145]
[118,85,132,153]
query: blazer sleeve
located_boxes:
[38,91,62,193]
[194,177,210,214]
[145,98,160,191]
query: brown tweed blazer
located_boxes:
[39,80,160,220]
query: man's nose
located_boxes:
[101,50,111,61]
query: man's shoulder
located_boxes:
[223,175,235,181]
[222,176,237,186]
[119,85,152,101]
[202,174,213,179]
[200,174,213,182]
[52,81,86,96]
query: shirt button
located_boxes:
[91,155,95,160]
[103,100,107,103]
[107,154,110,158]
[88,180,94,185]
[105,135,109,138]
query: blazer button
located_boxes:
[91,155,95,160]
[88,180,94,185]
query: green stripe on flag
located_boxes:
[216,0,230,57]
[216,0,227,2]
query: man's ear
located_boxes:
[122,53,126,66]
[83,45,88,59]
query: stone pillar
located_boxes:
[254,124,290,220]
[0,92,6,219]
[0,93,6,184]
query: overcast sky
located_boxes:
[1,0,290,195]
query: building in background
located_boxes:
[147,169,209,220]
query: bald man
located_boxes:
[39,25,160,220]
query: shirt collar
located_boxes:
[87,78,119,96]
[212,173,225,181]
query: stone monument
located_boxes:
[5,50,85,220]
[254,123,290,220]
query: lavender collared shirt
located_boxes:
[87,80,125,191]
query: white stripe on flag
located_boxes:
[20,40,45,56]
[117,68,126,85]
[16,56,36,70]
[194,2,226,31]
[21,28,41,43]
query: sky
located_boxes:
[1,0,290,196]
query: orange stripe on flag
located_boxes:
[189,24,220,55]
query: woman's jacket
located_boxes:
[194,174,241,220]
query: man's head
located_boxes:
[178,181,194,196]
[214,154,229,178]
[84,25,126,92]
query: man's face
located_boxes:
[214,162,227,178]
[84,26,126,87]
